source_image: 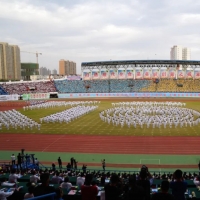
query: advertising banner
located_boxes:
[194,71,200,79]
[185,70,194,79]
[22,93,50,100]
[110,69,117,79]
[177,70,185,79]
[100,70,109,79]
[152,69,160,79]
[143,69,151,79]
[126,69,134,79]
[160,70,168,79]
[135,69,143,79]
[169,69,176,79]
[83,72,91,80]
[0,94,18,101]
[67,75,81,80]
[118,70,126,79]
[92,71,99,80]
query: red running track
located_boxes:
[0,134,200,155]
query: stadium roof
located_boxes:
[82,60,200,66]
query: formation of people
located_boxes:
[112,101,186,107]
[100,101,200,128]
[23,100,100,111]
[40,105,98,124]
[0,109,41,130]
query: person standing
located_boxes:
[101,159,106,171]
[17,153,22,170]
[58,157,62,169]
[70,157,74,169]
[11,154,15,167]
[74,159,78,170]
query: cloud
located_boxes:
[0,0,199,73]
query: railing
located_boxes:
[26,192,56,200]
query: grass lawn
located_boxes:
[0,100,200,136]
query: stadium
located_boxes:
[0,60,200,199]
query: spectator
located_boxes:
[51,172,63,184]
[33,173,56,197]
[30,170,40,184]
[55,187,63,200]
[24,185,35,199]
[136,165,153,200]
[8,169,21,183]
[151,180,175,200]
[125,175,145,200]
[193,175,200,188]
[104,173,122,200]
[11,154,15,167]
[170,169,187,200]
[58,157,62,169]
[0,181,15,200]
[77,173,85,189]
[60,177,72,191]
[81,174,98,200]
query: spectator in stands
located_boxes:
[77,173,85,189]
[81,174,98,200]
[170,169,187,200]
[136,165,153,200]
[51,172,63,184]
[35,158,39,167]
[151,180,175,200]
[55,187,63,200]
[58,157,62,169]
[34,173,56,197]
[60,177,72,191]
[104,173,122,200]
[30,170,40,183]
[8,169,21,183]
[0,181,15,200]
[193,175,200,188]
[24,185,35,199]
[11,154,15,167]
[124,174,145,200]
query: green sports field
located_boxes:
[1,100,200,136]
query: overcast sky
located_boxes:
[0,0,200,73]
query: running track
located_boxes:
[0,134,200,155]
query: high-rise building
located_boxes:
[0,42,21,80]
[59,59,76,76]
[170,45,191,60]
[52,69,57,75]
[39,67,51,76]
[21,63,39,80]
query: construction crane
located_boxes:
[21,51,42,64]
